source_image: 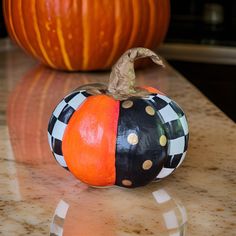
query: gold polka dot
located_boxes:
[122,179,132,186]
[145,106,155,116]
[122,100,133,109]
[142,160,153,170]
[127,133,138,145]
[159,135,167,146]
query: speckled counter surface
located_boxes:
[0,43,236,236]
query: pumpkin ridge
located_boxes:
[55,5,73,70]
[144,0,155,47]
[4,0,22,49]
[126,0,139,49]
[32,0,55,67]
[18,0,38,58]
[81,0,90,70]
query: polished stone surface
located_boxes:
[0,41,236,235]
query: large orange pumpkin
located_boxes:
[3,0,170,71]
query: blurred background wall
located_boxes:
[0,0,7,38]
[166,0,236,46]
[164,0,236,121]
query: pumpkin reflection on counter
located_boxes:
[3,0,170,71]
[7,65,108,165]
[51,187,187,236]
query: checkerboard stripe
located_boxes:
[146,94,189,180]
[47,90,90,169]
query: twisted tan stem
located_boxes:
[107,47,164,99]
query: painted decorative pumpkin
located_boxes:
[3,0,170,71]
[48,48,189,188]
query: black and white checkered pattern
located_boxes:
[147,94,189,180]
[47,90,90,169]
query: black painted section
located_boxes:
[81,91,91,97]
[0,1,7,38]
[58,105,75,123]
[163,119,185,140]
[64,91,80,103]
[152,96,168,110]
[51,138,62,155]
[48,116,57,135]
[184,134,189,152]
[115,99,168,188]
[165,154,183,168]
[170,101,185,117]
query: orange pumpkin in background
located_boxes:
[3,0,170,71]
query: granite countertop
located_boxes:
[0,44,236,236]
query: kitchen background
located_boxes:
[164,0,236,122]
[0,0,235,121]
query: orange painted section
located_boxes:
[142,86,165,95]
[62,95,119,186]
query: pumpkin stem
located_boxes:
[107,47,164,100]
